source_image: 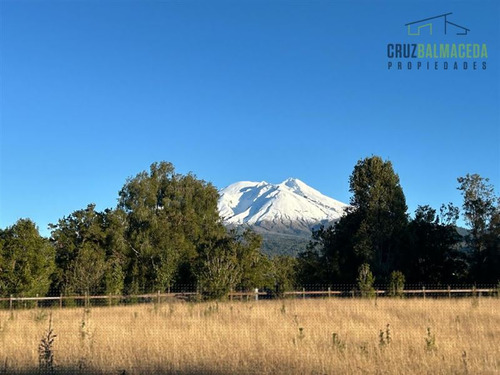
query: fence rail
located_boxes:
[1,286,498,309]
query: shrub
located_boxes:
[357,263,375,298]
[388,271,405,297]
[38,314,57,374]
[425,327,436,352]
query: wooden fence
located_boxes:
[0,287,497,309]
[286,287,497,299]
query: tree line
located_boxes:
[0,157,499,300]
[297,157,499,286]
[0,162,284,299]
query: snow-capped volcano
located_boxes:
[218,178,349,236]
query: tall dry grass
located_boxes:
[0,297,499,374]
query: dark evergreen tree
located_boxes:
[298,210,363,284]
[296,243,327,285]
[457,174,500,282]
[0,219,55,297]
[348,156,408,279]
[298,156,408,284]
[481,207,500,283]
[404,205,465,284]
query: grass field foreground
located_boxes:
[0,298,499,374]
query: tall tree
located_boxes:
[118,161,225,293]
[404,205,465,284]
[299,156,409,284]
[49,204,108,295]
[0,219,55,297]
[349,156,408,277]
[457,174,500,282]
[102,208,128,295]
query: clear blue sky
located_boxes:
[1,0,499,237]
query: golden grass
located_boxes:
[0,298,499,374]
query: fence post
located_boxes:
[254,288,259,301]
[422,286,426,300]
[36,294,39,309]
[60,294,63,309]
[230,289,233,302]
[328,287,331,298]
[108,294,112,307]
[472,285,478,299]
[9,294,13,311]
[302,288,305,300]
[157,290,161,305]
[448,285,451,299]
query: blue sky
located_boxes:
[1,0,499,237]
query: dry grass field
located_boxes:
[0,297,499,374]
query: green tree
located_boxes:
[70,242,107,295]
[236,230,272,291]
[196,233,241,299]
[49,204,108,295]
[357,263,375,298]
[101,208,128,295]
[270,255,298,297]
[403,205,465,284]
[388,271,405,297]
[298,215,362,284]
[296,244,326,285]
[457,174,500,282]
[298,156,408,284]
[0,239,4,294]
[196,229,270,299]
[104,256,125,296]
[118,161,225,293]
[0,219,55,297]
[349,156,408,278]
[482,209,500,282]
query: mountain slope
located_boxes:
[218,178,349,245]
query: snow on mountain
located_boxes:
[218,178,349,235]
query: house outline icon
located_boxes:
[405,13,470,36]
